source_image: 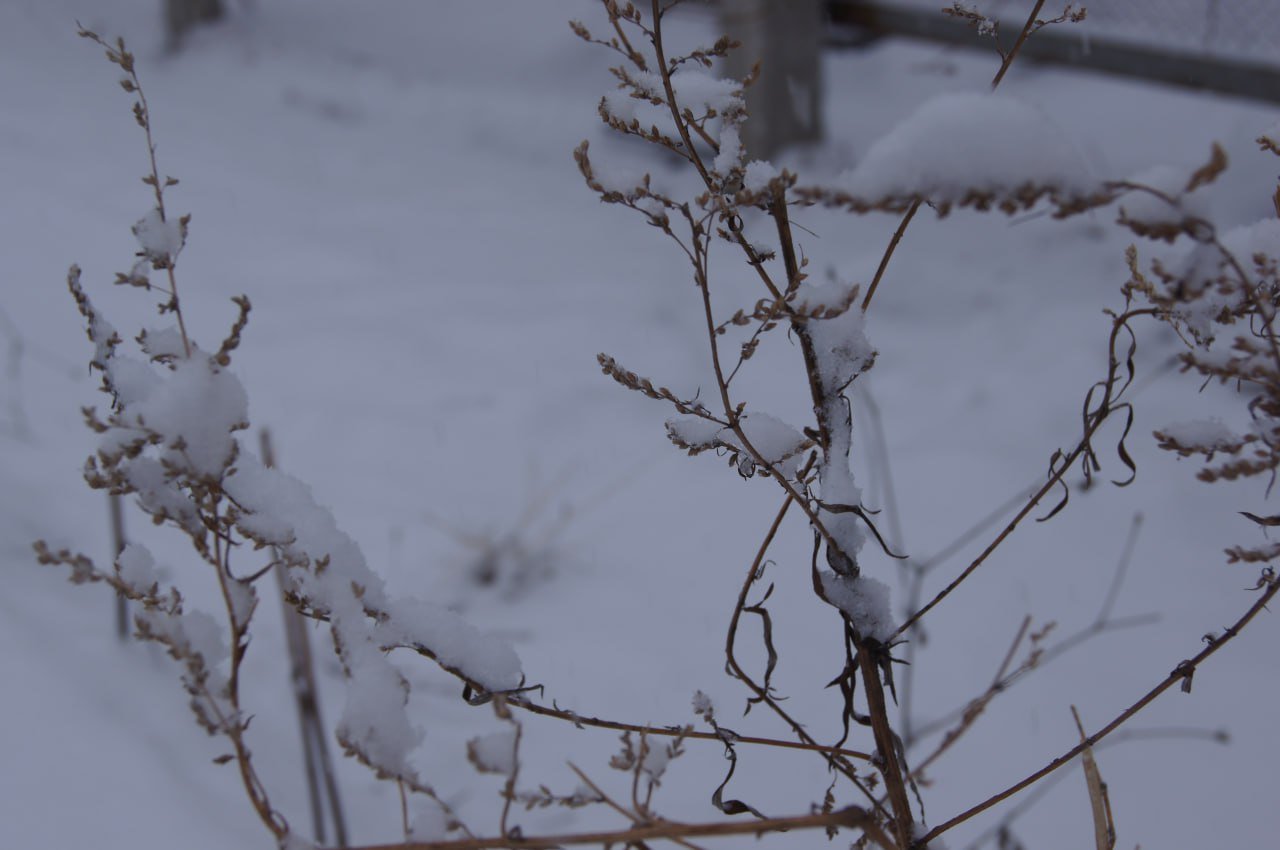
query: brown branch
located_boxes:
[909,616,1031,779]
[508,694,870,761]
[862,200,920,313]
[650,0,712,187]
[895,308,1159,639]
[352,805,889,850]
[641,26,843,552]
[567,763,704,850]
[990,0,1048,90]
[720,459,879,774]
[916,571,1279,846]
[856,643,915,848]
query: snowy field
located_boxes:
[1,1,1278,849]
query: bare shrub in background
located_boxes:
[36,3,1280,850]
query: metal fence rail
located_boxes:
[830,0,1280,103]
[865,0,1280,62]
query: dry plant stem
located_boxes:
[768,198,841,450]
[352,804,889,850]
[910,518,1153,750]
[895,308,1158,639]
[956,727,1226,850]
[568,763,704,850]
[909,617,1030,780]
[897,485,1039,747]
[856,646,914,847]
[260,429,348,847]
[910,612,1155,749]
[1216,235,1280,369]
[567,763,638,824]
[916,573,1280,847]
[641,85,838,550]
[862,200,921,313]
[399,780,411,841]
[497,700,522,839]
[650,0,712,190]
[109,493,128,640]
[990,0,1048,90]
[721,457,883,812]
[1071,706,1115,850]
[139,96,192,360]
[209,498,288,841]
[80,28,193,358]
[865,0,1044,317]
[508,694,869,760]
[649,5,912,835]
[762,99,916,850]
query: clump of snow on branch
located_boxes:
[743,160,780,194]
[713,123,744,176]
[132,208,185,264]
[665,411,811,479]
[820,572,895,642]
[623,67,741,119]
[1133,214,1280,342]
[409,800,452,842]
[466,729,517,775]
[226,455,523,691]
[1155,419,1243,456]
[1117,162,1212,232]
[640,739,675,783]
[806,297,875,397]
[836,93,1094,205]
[115,542,164,592]
[724,412,811,477]
[64,264,523,795]
[100,354,248,478]
[130,593,238,734]
[279,832,319,850]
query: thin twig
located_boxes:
[862,200,920,313]
[508,694,870,761]
[720,455,885,815]
[990,0,1049,90]
[918,572,1279,845]
[351,805,889,850]
[567,763,704,850]
[895,308,1158,639]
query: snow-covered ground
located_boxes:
[2,2,1277,849]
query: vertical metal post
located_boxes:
[721,0,826,159]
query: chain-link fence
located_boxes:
[830,0,1280,101]
[876,0,1280,63]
